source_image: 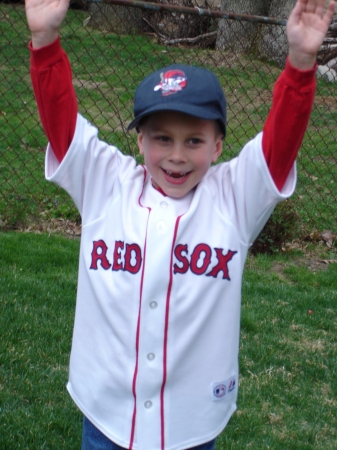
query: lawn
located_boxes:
[1,232,336,449]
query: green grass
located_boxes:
[1,232,336,448]
[0,232,81,449]
[1,3,337,232]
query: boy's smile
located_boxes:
[137,111,223,198]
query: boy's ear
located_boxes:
[137,130,144,155]
[212,137,223,163]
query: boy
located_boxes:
[25,0,335,449]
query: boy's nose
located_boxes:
[169,144,187,163]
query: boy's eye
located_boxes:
[156,135,171,142]
[188,138,202,145]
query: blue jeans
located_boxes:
[82,417,217,450]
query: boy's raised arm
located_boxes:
[26,0,77,162]
[26,0,70,48]
[287,0,335,70]
[262,0,335,191]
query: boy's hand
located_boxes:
[287,0,336,70]
[25,0,70,48]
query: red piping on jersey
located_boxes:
[160,215,183,450]
[139,167,148,206]
[129,167,150,450]
[152,181,167,197]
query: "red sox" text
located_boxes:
[90,240,237,280]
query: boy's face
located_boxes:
[137,111,223,198]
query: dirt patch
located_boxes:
[20,218,81,238]
[271,241,337,275]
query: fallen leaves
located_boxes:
[22,218,81,237]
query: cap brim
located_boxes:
[127,104,226,136]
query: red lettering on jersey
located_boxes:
[112,240,124,271]
[173,244,189,274]
[190,244,212,275]
[90,240,111,270]
[206,249,237,280]
[124,243,142,274]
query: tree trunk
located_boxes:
[216,0,296,67]
[258,0,296,67]
[216,0,268,52]
[87,3,144,35]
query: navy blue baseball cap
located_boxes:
[127,64,227,137]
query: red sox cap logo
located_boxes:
[154,69,187,96]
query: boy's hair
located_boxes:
[128,64,227,137]
[137,115,224,141]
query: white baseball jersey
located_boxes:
[46,113,296,450]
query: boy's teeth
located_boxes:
[166,170,186,177]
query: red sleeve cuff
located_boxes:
[29,37,64,70]
[283,57,317,92]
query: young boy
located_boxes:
[25,0,335,449]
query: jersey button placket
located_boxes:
[147,352,155,361]
[156,220,167,231]
[160,200,169,209]
[135,203,176,449]
[157,201,169,231]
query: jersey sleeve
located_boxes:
[29,37,78,163]
[262,58,316,191]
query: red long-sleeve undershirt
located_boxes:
[29,37,316,191]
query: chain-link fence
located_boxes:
[1,0,336,239]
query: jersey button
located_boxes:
[147,353,155,361]
[150,301,158,309]
[160,201,168,209]
[157,220,167,231]
[144,400,152,409]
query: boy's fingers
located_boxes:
[304,0,334,15]
[315,0,327,16]
[288,0,304,23]
[327,0,336,16]
[320,1,335,29]
[305,0,317,13]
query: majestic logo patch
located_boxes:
[154,69,187,96]
[213,384,226,399]
[212,376,237,401]
[228,378,236,393]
